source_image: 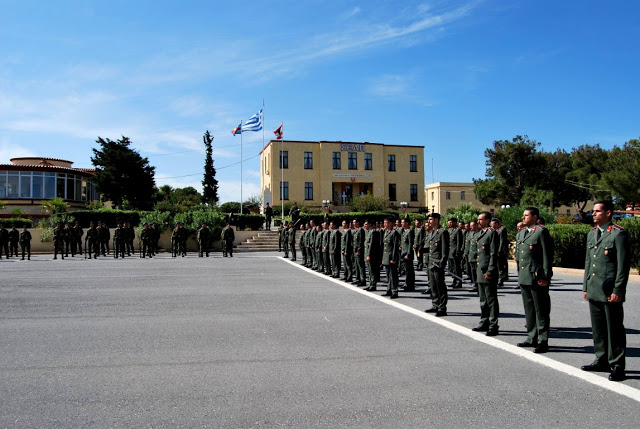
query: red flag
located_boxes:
[273,124,283,140]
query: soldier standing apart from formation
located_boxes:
[53,221,65,260]
[401,218,415,291]
[73,221,84,256]
[472,211,500,336]
[515,207,553,354]
[425,214,449,316]
[85,221,99,259]
[492,217,510,287]
[288,222,297,261]
[581,201,630,382]
[352,219,366,286]
[413,219,426,271]
[381,217,401,299]
[222,222,235,257]
[0,225,9,258]
[19,226,32,260]
[447,217,463,288]
[341,220,354,282]
[264,203,273,230]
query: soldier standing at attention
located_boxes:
[177,223,188,257]
[288,222,297,261]
[381,217,401,299]
[465,221,479,293]
[581,201,630,382]
[277,222,284,252]
[19,226,32,260]
[515,207,553,354]
[222,222,235,257]
[352,219,366,286]
[63,221,74,257]
[53,221,65,260]
[0,224,9,258]
[459,221,468,277]
[124,222,134,255]
[401,218,415,291]
[424,214,449,316]
[472,211,500,336]
[447,217,463,288]
[341,220,354,282]
[98,221,110,256]
[73,221,84,256]
[281,221,289,258]
[299,224,307,265]
[421,218,433,295]
[364,219,381,291]
[322,222,331,275]
[113,222,126,258]
[306,220,316,269]
[492,217,510,287]
[264,203,273,230]
[413,219,426,271]
[140,223,153,258]
[8,224,19,257]
[197,223,212,257]
[329,221,341,278]
[314,224,324,273]
[85,221,99,259]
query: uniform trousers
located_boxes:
[384,264,399,295]
[428,266,447,311]
[520,283,550,344]
[478,279,499,330]
[589,300,626,369]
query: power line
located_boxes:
[155,153,261,180]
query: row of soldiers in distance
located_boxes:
[277,214,511,295]
[8,220,235,260]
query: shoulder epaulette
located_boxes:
[612,224,624,231]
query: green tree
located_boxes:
[154,186,203,214]
[202,130,219,205]
[41,197,69,215]
[91,136,156,210]
[603,138,640,209]
[565,144,610,221]
[348,193,389,212]
[443,203,480,224]
[473,135,545,206]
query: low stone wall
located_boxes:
[22,228,255,253]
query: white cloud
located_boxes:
[217,179,261,204]
[0,142,37,164]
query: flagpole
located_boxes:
[281,123,284,221]
[262,99,265,151]
[240,120,243,215]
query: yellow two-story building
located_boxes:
[260,140,425,211]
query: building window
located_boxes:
[410,184,418,202]
[305,182,313,200]
[348,152,357,170]
[304,152,313,169]
[280,182,289,200]
[460,191,465,200]
[332,152,341,169]
[410,155,417,172]
[364,153,372,170]
[280,151,288,169]
[389,183,397,201]
[388,155,396,171]
[431,191,434,200]
[445,191,451,200]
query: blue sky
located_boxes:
[1,0,638,203]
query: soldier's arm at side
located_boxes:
[610,230,630,302]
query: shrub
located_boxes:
[348,194,389,212]
[497,205,557,241]
[71,209,147,227]
[0,218,34,228]
[547,224,592,269]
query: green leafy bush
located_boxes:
[71,209,147,227]
[0,218,34,228]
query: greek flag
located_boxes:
[242,109,263,132]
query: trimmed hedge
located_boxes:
[0,218,34,228]
[547,219,640,270]
[70,209,148,227]
[287,211,426,227]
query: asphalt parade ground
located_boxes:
[1,252,639,428]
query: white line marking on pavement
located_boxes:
[282,257,640,404]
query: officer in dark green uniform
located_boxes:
[322,222,331,275]
[299,224,307,265]
[424,214,449,316]
[515,207,553,353]
[113,222,126,258]
[381,217,400,299]
[352,219,366,286]
[64,221,74,257]
[341,220,354,282]
[288,222,297,261]
[0,225,9,259]
[314,224,324,273]
[401,218,415,291]
[8,225,19,257]
[364,219,381,291]
[281,221,289,258]
[329,221,341,277]
[447,217,463,288]
[264,203,273,230]
[53,221,65,260]
[581,201,630,382]
[472,211,500,336]
[492,217,510,287]
[307,220,317,269]
[465,221,479,293]
[73,221,84,256]
[222,222,235,257]
[197,223,212,257]
[414,219,426,271]
[140,222,153,258]
[19,226,32,260]
[85,221,99,259]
